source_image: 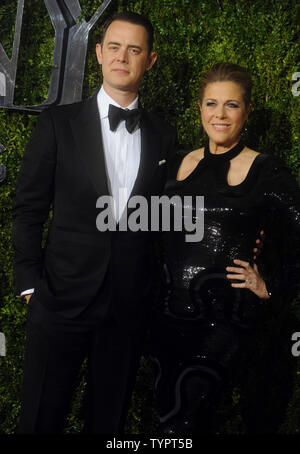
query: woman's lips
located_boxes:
[211,124,231,130]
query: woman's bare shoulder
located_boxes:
[186,147,205,163]
[176,147,205,181]
[243,147,260,159]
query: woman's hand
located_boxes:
[226,259,270,300]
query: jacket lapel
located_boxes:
[130,109,160,198]
[70,92,109,196]
[70,97,161,201]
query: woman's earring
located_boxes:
[240,125,249,142]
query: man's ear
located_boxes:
[96,43,103,65]
[145,52,157,71]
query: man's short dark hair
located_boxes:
[101,11,154,53]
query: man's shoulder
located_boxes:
[142,108,175,134]
[42,92,97,120]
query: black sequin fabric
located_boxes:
[150,142,300,431]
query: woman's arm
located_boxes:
[226,156,300,300]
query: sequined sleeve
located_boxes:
[263,157,300,300]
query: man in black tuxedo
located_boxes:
[12,11,176,433]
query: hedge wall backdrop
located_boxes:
[0,0,299,434]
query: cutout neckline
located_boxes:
[204,140,245,161]
[175,141,261,189]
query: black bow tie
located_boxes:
[108,104,142,133]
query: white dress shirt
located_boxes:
[97,86,141,222]
[21,86,142,296]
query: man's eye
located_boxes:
[130,48,139,54]
[227,103,239,108]
[206,102,215,106]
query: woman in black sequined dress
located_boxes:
[150,63,300,433]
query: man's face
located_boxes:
[96,20,157,96]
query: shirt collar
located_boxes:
[97,86,139,120]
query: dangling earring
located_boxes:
[240,124,249,142]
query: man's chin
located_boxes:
[106,82,139,94]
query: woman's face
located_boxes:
[200,81,250,148]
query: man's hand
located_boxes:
[253,230,265,261]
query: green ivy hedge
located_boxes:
[0,0,299,434]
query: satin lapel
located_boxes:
[130,110,160,198]
[70,93,109,196]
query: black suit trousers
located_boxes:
[17,286,145,434]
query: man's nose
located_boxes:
[116,47,128,62]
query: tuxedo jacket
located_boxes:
[12,92,176,329]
